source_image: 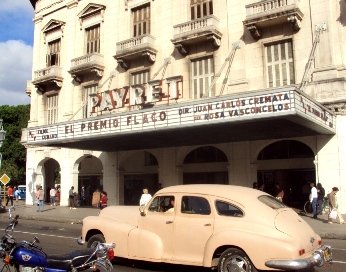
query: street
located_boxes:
[0,219,345,272]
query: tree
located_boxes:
[0,105,30,186]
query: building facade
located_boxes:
[23,0,346,212]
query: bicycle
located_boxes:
[303,200,312,214]
[303,197,329,215]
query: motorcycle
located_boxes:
[0,208,115,272]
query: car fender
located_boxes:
[203,227,295,270]
[128,228,163,260]
[82,216,136,258]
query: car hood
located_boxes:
[100,205,140,226]
[274,209,320,251]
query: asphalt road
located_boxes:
[0,219,345,272]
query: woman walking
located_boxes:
[36,186,45,212]
[328,187,345,224]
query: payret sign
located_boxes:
[27,89,334,144]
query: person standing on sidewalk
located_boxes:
[5,186,14,207]
[36,186,45,212]
[328,187,345,224]
[309,182,318,219]
[50,187,56,206]
[316,183,325,215]
[99,191,108,210]
[69,186,77,209]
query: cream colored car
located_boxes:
[80,184,332,272]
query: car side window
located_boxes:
[181,196,211,215]
[148,195,175,212]
[215,200,244,217]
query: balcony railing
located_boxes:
[114,34,157,70]
[35,0,65,13]
[171,15,222,56]
[244,0,303,40]
[69,53,104,82]
[246,0,299,16]
[32,66,63,91]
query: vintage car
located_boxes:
[80,184,332,272]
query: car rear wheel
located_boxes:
[218,248,257,272]
[87,234,105,248]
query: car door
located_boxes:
[172,195,214,265]
[132,195,175,261]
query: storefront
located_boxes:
[23,86,336,209]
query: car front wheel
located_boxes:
[218,248,257,272]
[87,234,105,248]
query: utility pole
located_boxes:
[0,119,7,206]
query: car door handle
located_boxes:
[204,223,212,226]
[166,220,173,224]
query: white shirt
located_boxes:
[139,193,152,206]
[310,186,318,202]
[50,188,56,197]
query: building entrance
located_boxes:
[124,174,158,205]
[257,140,315,210]
[258,169,315,209]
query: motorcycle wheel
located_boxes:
[218,248,258,272]
[87,234,105,248]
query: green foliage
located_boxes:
[0,105,30,186]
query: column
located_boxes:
[102,152,119,205]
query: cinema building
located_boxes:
[23,0,345,212]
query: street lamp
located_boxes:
[0,119,6,169]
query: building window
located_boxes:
[191,56,214,99]
[46,94,58,124]
[86,24,100,54]
[82,84,97,118]
[132,4,150,37]
[131,70,149,85]
[47,39,60,67]
[265,40,295,88]
[191,0,213,20]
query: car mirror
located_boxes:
[139,206,146,216]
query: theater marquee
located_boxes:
[26,88,335,145]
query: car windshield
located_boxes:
[258,195,286,209]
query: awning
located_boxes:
[23,87,335,151]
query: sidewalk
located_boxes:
[1,202,345,240]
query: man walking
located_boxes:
[317,183,325,215]
[310,182,318,219]
[5,185,14,207]
[69,186,77,209]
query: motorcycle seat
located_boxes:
[47,248,96,270]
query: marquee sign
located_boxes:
[26,88,335,145]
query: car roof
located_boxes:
[157,184,264,201]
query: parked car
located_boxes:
[17,185,26,200]
[80,184,332,272]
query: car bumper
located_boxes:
[265,245,332,270]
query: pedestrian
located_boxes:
[309,182,318,219]
[81,185,86,206]
[50,187,56,206]
[316,183,325,215]
[327,187,345,224]
[14,186,20,203]
[99,191,108,210]
[5,185,14,207]
[139,188,152,206]
[275,183,284,202]
[69,186,77,209]
[36,186,44,212]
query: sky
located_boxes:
[0,0,34,106]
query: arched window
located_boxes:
[257,140,314,160]
[184,146,227,164]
